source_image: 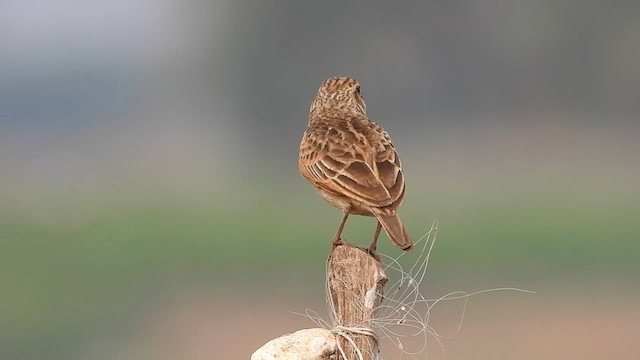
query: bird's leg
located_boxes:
[368,221,383,255]
[332,212,349,247]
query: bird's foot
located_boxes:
[367,246,381,261]
[332,236,348,248]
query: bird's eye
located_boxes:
[355,86,361,94]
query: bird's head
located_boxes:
[310,76,367,117]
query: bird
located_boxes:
[299,76,413,253]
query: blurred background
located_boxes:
[1,1,639,359]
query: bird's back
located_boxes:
[299,112,405,210]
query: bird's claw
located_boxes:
[332,237,348,248]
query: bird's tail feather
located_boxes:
[372,208,413,251]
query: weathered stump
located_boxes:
[251,244,388,360]
[328,244,388,360]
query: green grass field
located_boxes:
[2,182,639,359]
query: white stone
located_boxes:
[251,328,335,360]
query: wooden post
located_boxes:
[327,244,388,360]
[251,243,388,360]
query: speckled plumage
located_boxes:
[299,76,412,252]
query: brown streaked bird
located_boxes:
[299,76,413,253]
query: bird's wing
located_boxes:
[299,121,405,208]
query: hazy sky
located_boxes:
[1,0,639,192]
